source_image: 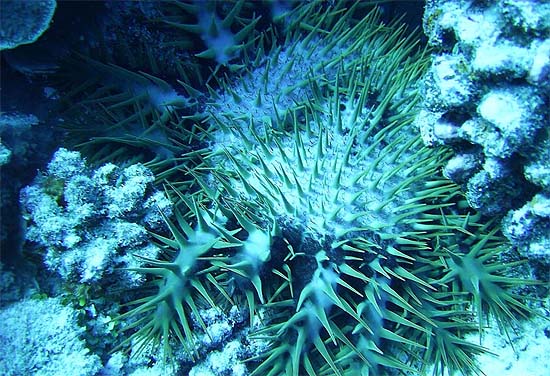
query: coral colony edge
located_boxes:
[1,1,548,376]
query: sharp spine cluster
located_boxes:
[72,2,538,375]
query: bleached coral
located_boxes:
[417,0,550,261]
[20,148,172,283]
[503,193,550,263]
